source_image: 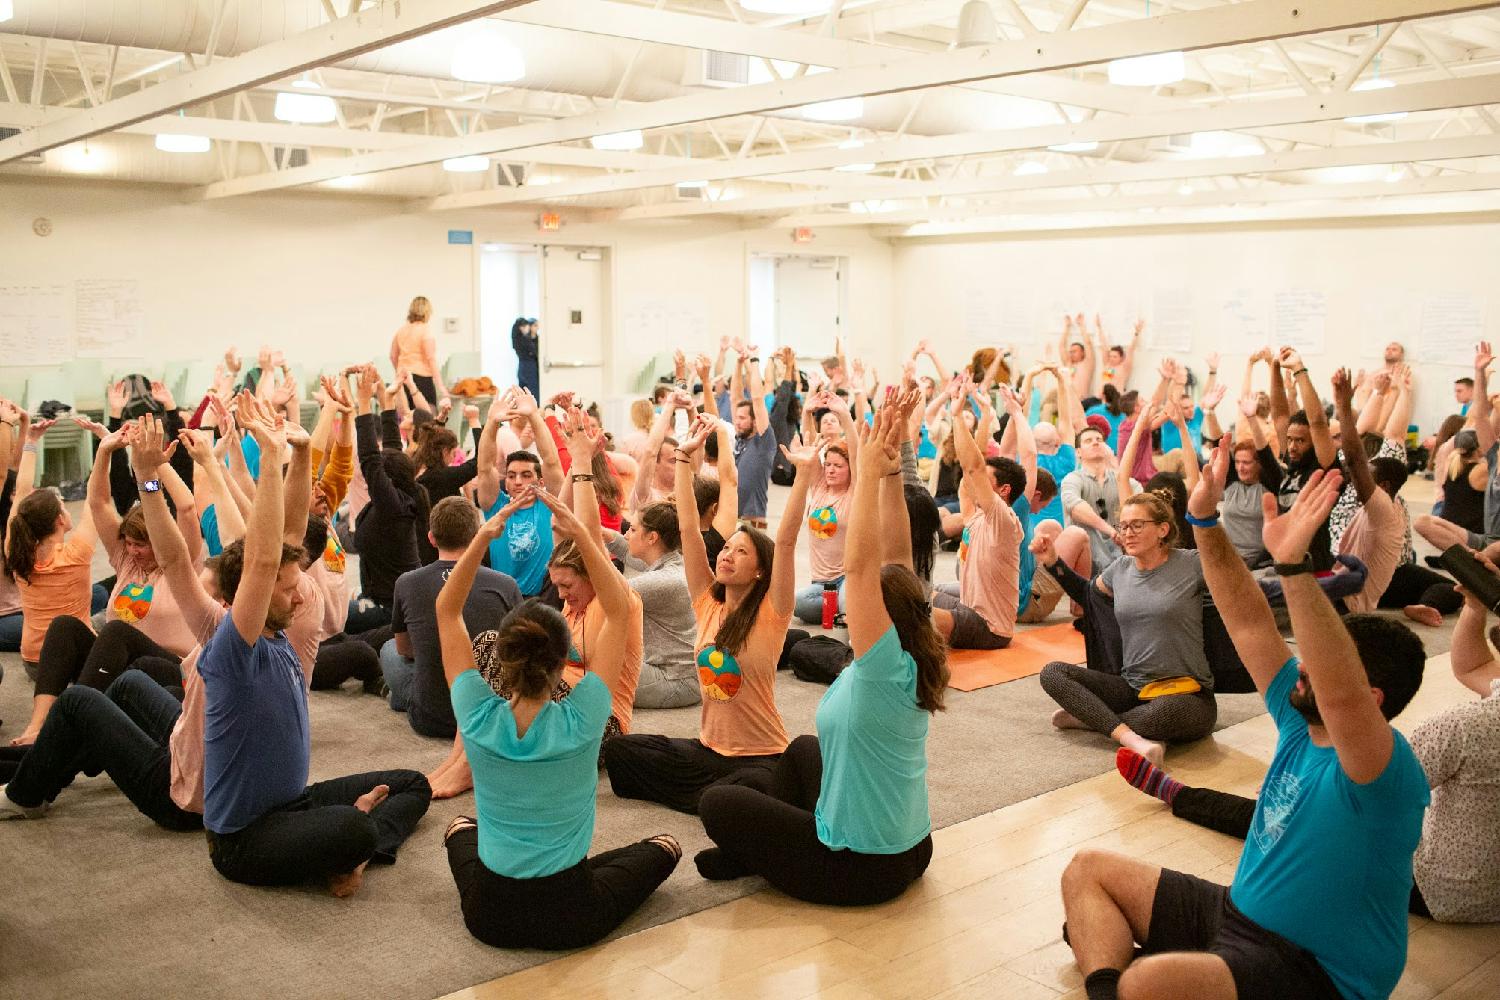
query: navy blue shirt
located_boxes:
[200,613,310,835]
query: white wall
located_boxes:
[0,178,897,406]
[893,219,1500,435]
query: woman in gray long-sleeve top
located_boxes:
[625,501,699,709]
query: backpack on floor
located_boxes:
[788,635,854,686]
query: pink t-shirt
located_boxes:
[959,501,1023,637]
[806,484,853,582]
[1337,490,1405,614]
[306,538,349,638]
[108,550,198,658]
[168,571,323,813]
[1118,418,1157,485]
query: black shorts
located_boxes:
[1145,869,1343,1000]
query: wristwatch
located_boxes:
[1273,554,1314,577]
[139,479,162,494]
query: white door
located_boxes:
[774,255,842,359]
[478,244,540,388]
[541,246,609,406]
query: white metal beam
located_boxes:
[198,0,1500,200]
[781,170,1500,227]
[426,71,1500,210]
[614,133,1500,220]
[0,0,539,165]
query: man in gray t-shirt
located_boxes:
[387,559,521,738]
[1060,465,1137,570]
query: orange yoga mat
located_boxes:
[946,621,1085,692]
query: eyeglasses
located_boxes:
[1116,519,1160,535]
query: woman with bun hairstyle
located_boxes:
[435,483,679,950]
[694,397,946,905]
[603,411,813,814]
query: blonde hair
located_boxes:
[629,398,653,432]
[1122,491,1179,547]
[407,295,432,323]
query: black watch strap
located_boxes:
[1273,554,1315,577]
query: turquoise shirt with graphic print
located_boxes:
[1230,658,1428,1000]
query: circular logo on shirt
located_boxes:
[958,524,971,564]
[323,535,346,574]
[114,582,155,623]
[807,505,839,540]
[697,645,742,702]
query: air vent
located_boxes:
[273,146,309,169]
[497,163,528,187]
[674,182,708,201]
[0,127,44,164]
[1165,134,1194,151]
[685,50,749,89]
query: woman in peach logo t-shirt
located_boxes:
[603,413,814,815]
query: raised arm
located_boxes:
[674,415,717,601]
[1268,354,1291,452]
[773,439,818,618]
[1187,435,1293,692]
[476,392,508,511]
[746,349,771,437]
[1264,468,1394,784]
[537,486,632,696]
[711,417,738,541]
[282,421,312,547]
[1282,349,1337,467]
[517,389,564,495]
[229,393,288,646]
[1118,319,1143,390]
[1473,342,1497,455]
[85,420,131,565]
[1449,584,1500,696]
[130,417,221,632]
[634,395,680,509]
[1117,403,1153,509]
[156,459,203,567]
[1355,371,1391,438]
[1331,369,1378,504]
[179,428,246,548]
[953,387,998,517]
[845,407,905,655]
[438,500,519,688]
[1000,384,1037,503]
[1382,366,1415,445]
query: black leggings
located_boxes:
[311,626,394,690]
[602,733,781,814]
[1170,785,1432,917]
[697,735,933,906]
[445,823,677,950]
[33,617,182,698]
[1378,562,1463,615]
[1039,662,1218,743]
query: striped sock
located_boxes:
[1116,747,1183,806]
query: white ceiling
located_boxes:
[3,0,1500,237]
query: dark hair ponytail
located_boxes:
[881,565,949,712]
[494,601,570,699]
[4,490,64,584]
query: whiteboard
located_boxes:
[621,295,709,356]
[1148,287,1194,353]
[0,284,70,365]
[75,279,143,357]
[1273,289,1327,355]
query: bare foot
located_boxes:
[1051,708,1088,731]
[1121,738,1166,768]
[354,784,389,814]
[429,759,473,800]
[8,730,38,748]
[1403,604,1443,628]
[328,862,368,898]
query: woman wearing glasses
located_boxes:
[1034,489,1217,766]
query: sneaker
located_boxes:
[0,786,47,820]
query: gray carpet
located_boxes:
[0,647,1266,1000]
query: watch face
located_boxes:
[141,480,162,493]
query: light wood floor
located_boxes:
[440,647,1500,1000]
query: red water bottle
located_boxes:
[822,581,839,630]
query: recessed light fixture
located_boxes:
[1013,161,1049,176]
[1345,77,1407,124]
[274,80,338,124]
[590,130,644,151]
[442,155,490,173]
[0,1,14,24]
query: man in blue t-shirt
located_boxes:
[188,400,431,894]
[476,388,566,599]
[1059,440,1428,1000]
[727,346,776,528]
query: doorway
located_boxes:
[478,243,610,403]
[748,252,846,361]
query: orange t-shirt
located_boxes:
[692,589,791,757]
[562,591,644,733]
[15,534,95,661]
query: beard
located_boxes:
[264,604,295,633]
[1288,671,1323,727]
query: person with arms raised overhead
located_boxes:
[694,398,945,904]
[603,411,811,813]
[727,338,777,531]
[198,392,430,896]
[1059,435,1428,1000]
[435,487,678,950]
[476,386,565,601]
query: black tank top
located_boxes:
[1443,459,1485,534]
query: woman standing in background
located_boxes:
[513,318,540,400]
[390,296,448,407]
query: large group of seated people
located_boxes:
[0,295,1496,1000]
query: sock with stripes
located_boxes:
[1116,747,1183,806]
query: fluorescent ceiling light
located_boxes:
[1048,141,1099,153]
[1107,50,1185,87]
[442,155,490,173]
[836,162,876,172]
[1177,182,1193,196]
[838,138,865,150]
[1186,131,1263,158]
[1345,77,1407,124]
[799,97,863,122]
[50,142,109,174]
[0,1,13,24]
[590,129,644,151]
[739,1,834,14]
[1013,161,1049,176]
[274,89,337,124]
[450,25,526,84]
[1386,166,1406,183]
[155,133,211,154]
